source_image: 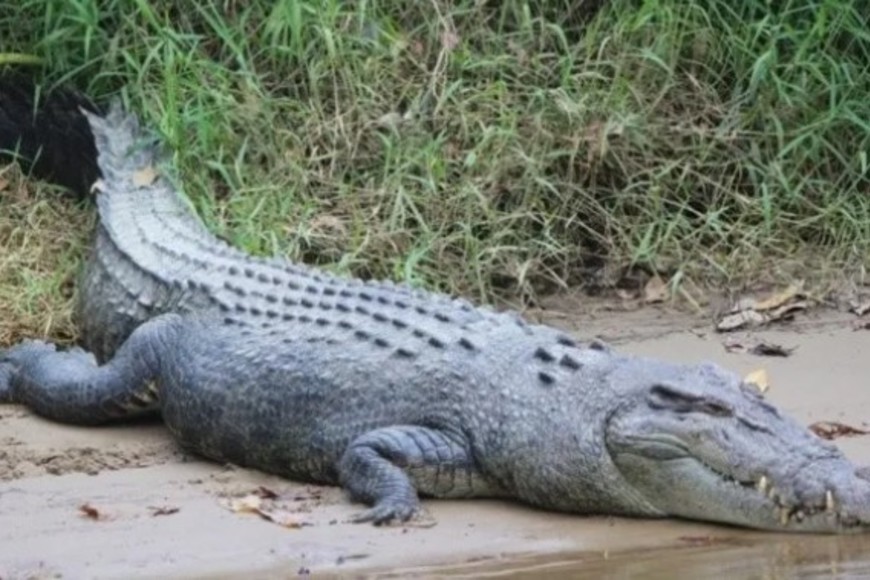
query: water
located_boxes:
[437,533,870,579]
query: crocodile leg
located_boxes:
[0,315,180,425]
[338,425,490,524]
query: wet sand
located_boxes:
[2,305,869,578]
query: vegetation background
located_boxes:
[1,0,868,343]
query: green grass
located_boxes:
[1,0,869,337]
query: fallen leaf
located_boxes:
[723,337,746,353]
[254,486,280,500]
[615,288,638,301]
[716,310,766,331]
[850,299,870,317]
[256,507,311,529]
[79,503,103,520]
[643,276,669,304]
[149,505,180,517]
[219,489,312,529]
[768,300,807,320]
[748,342,795,357]
[753,284,804,312]
[222,493,263,514]
[744,368,770,393]
[90,178,106,194]
[716,296,807,332]
[132,166,158,187]
[809,421,870,440]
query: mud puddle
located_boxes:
[2,306,869,579]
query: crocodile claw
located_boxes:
[348,499,421,526]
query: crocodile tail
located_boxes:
[0,73,101,198]
[80,99,166,190]
[80,98,212,243]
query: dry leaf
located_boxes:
[79,503,104,520]
[90,178,106,194]
[723,337,746,353]
[768,300,807,320]
[753,284,804,312]
[716,298,807,332]
[615,288,638,301]
[219,489,311,529]
[850,299,870,317]
[132,166,158,187]
[744,368,770,393]
[149,506,180,517]
[748,342,794,357]
[254,486,279,500]
[748,343,793,357]
[717,310,766,331]
[643,276,669,304]
[809,421,870,440]
[222,493,263,514]
[256,508,311,529]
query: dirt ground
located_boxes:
[2,301,870,579]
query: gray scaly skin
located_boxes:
[2,103,870,533]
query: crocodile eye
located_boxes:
[697,400,733,417]
[647,385,734,417]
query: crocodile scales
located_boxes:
[2,98,870,533]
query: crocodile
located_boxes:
[1,94,870,533]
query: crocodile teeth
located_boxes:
[756,476,769,494]
[826,490,836,513]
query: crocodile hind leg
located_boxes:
[0,314,182,425]
[338,425,496,525]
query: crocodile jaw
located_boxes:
[609,449,870,533]
[603,361,870,533]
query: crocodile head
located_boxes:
[605,358,870,533]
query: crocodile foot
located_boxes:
[348,497,421,526]
[0,340,99,405]
[0,340,58,403]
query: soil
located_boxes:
[2,301,870,579]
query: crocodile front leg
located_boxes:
[338,425,494,524]
[0,314,182,425]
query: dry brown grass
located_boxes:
[0,164,92,346]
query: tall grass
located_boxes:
[1,0,868,311]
